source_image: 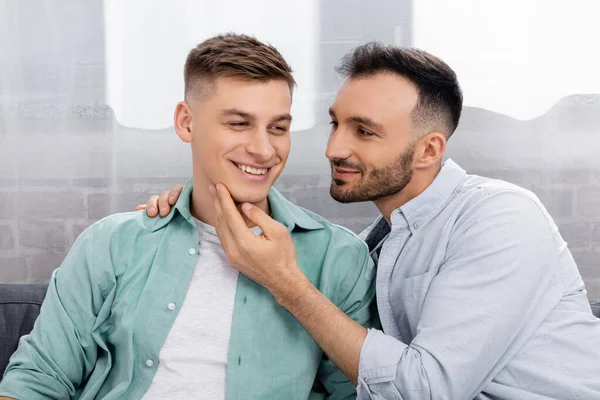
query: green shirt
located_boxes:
[0,181,376,400]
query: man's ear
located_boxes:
[174,101,193,143]
[414,131,446,169]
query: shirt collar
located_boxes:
[150,178,324,233]
[149,178,195,232]
[393,158,466,233]
[267,187,324,232]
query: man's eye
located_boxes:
[229,122,249,128]
[270,125,288,133]
[358,128,374,137]
[329,120,338,128]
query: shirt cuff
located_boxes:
[358,328,408,384]
[0,385,48,400]
[0,371,68,400]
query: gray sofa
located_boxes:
[1,284,600,378]
[0,284,48,376]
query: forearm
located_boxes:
[270,269,368,385]
[0,396,17,400]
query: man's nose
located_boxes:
[325,128,353,161]
[245,130,276,162]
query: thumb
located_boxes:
[241,203,286,239]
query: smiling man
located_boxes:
[0,34,376,400]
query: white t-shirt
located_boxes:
[143,218,250,399]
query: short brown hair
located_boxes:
[336,42,463,138]
[184,33,295,99]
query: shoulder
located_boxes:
[83,210,158,243]
[295,205,370,256]
[71,210,168,276]
[294,206,374,284]
[454,174,552,224]
[448,175,557,250]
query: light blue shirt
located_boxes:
[357,159,600,400]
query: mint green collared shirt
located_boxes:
[0,182,376,400]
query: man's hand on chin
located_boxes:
[209,183,308,302]
[210,182,367,384]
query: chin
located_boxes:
[229,188,270,205]
[329,182,360,204]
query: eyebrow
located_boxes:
[221,109,253,119]
[272,113,293,123]
[221,108,292,123]
[329,107,385,133]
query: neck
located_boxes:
[374,163,442,226]
[190,174,270,228]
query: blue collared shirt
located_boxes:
[357,159,600,399]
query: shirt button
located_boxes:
[413,222,420,229]
[146,359,154,367]
[188,248,197,255]
[167,303,176,311]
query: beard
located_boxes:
[329,143,415,203]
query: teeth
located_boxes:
[237,164,268,175]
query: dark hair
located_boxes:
[184,33,295,99]
[336,42,463,137]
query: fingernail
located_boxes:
[160,207,167,214]
[242,203,252,212]
[148,207,156,214]
[208,185,215,194]
[169,196,175,203]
